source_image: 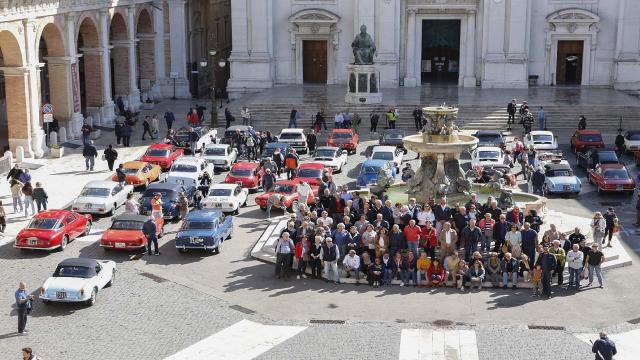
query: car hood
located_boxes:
[43,276,91,291]
[141,156,168,162]
[330,139,352,144]
[74,196,109,205]
[101,229,144,241]
[547,176,580,185]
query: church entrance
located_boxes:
[302,40,327,83]
[421,20,460,84]
[556,40,583,85]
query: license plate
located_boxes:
[214,203,222,208]
[56,291,66,299]
[617,185,623,190]
[564,185,571,191]
[28,238,37,246]
[115,242,126,248]
[190,237,202,244]
[85,204,92,209]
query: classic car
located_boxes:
[471,147,506,168]
[379,129,407,152]
[221,125,258,145]
[40,258,116,306]
[260,142,289,161]
[139,183,193,220]
[167,156,214,185]
[224,161,263,191]
[370,145,403,171]
[100,214,164,251]
[175,209,232,254]
[312,146,348,173]
[543,162,581,196]
[255,180,319,210]
[140,143,184,170]
[14,210,92,251]
[278,128,308,154]
[570,129,604,153]
[576,148,619,170]
[474,130,505,148]
[474,164,517,187]
[523,130,558,150]
[588,164,636,195]
[327,128,359,154]
[201,143,238,170]
[635,151,640,166]
[622,130,640,153]
[111,161,161,187]
[534,151,565,168]
[296,162,332,186]
[71,181,133,215]
[172,126,217,154]
[356,159,396,189]
[202,183,248,214]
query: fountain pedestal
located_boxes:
[345,64,382,104]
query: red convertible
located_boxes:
[224,161,263,191]
[14,210,92,251]
[296,162,332,186]
[140,143,184,170]
[100,214,164,251]
[327,129,359,154]
[255,180,318,210]
[588,164,636,195]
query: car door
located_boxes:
[65,213,81,238]
[94,263,110,288]
[219,214,233,240]
[235,185,247,206]
[112,184,126,206]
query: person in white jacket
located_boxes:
[566,244,584,290]
[297,180,313,206]
[342,249,361,283]
[590,212,606,251]
[241,106,251,125]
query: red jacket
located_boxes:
[420,227,437,248]
[479,218,495,232]
[427,264,445,280]
[187,112,199,125]
[404,225,422,243]
[295,239,310,259]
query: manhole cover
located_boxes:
[528,325,565,331]
[432,319,454,327]
[309,319,345,324]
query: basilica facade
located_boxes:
[228,0,640,97]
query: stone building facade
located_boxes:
[228,0,640,98]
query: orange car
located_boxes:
[112,161,161,187]
[327,129,359,154]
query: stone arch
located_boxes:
[136,8,155,96]
[77,17,103,114]
[110,12,131,100]
[0,30,28,155]
[38,22,70,124]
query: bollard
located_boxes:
[15,146,24,163]
[58,126,67,143]
[49,131,58,147]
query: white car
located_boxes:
[202,183,248,214]
[40,258,116,306]
[71,181,133,215]
[167,156,213,185]
[278,128,308,154]
[534,151,565,168]
[471,147,506,168]
[622,130,640,152]
[370,145,404,171]
[202,144,238,170]
[523,131,558,150]
[313,146,348,173]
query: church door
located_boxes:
[556,40,583,85]
[303,40,327,83]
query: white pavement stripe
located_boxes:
[574,329,640,360]
[163,319,306,360]
[399,329,479,360]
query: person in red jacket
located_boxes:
[295,235,311,279]
[478,213,496,254]
[427,258,446,287]
[420,221,437,260]
[403,219,422,257]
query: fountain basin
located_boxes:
[403,134,479,155]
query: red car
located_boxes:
[255,180,318,210]
[570,129,604,153]
[588,164,636,195]
[634,151,640,166]
[100,214,164,251]
[327,129,359,154]
[296,162,332,186]
[224,161,263,191]
[140,143,184,170]
[14,210,92,251]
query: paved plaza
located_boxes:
[1,89,640,359]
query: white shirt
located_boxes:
[343,254,360,269]
[567,250,584,269]
[445,231,452,244]
[334,114,344,123]
[417,211,435,226]
[321,216,333,227]
[298,182,312,197]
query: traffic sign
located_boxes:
[43,113,54,123]
[42,103,54,114]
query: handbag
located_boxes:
[101,154,106,161]
[581,266,589,280]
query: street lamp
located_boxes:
[208,49,227,129]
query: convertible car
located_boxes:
[543,162,581,196]
[14,210,92,251]
[40,258,116,306]
[255,180,318,210]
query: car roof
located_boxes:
[266,142,288,148]
[84,180,117,188]
[273,180,300,186]
[185,209,224,221]
[211,183,239,190]
[111,213,149,222]
[34,209,70,219]
[475,130,502,135]
[576,129,602,135]
[226,125,252,130]
[205,143,230,149]
[299,162,324,169]
[545,163,572,171]
[148,143,173,150]
[122,161,148,168]
[372,145,397,152]
[383,129,406,135]
[599,164,625,170]
[280,128,304,134]
[58,257,98,268]
[173,156,204,164]
[232,161,259,169]
[363,159,390,167]
[315,146,339,151]
[147,182,181,191]
[332,129,353,133]
[476,146,502,152]
[529,131,554,136]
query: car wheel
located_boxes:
[59,236,69,251]
[259,205,267,211]
[242,199,247,207]
[233,207,239,215]
[86,288,97,306]
[42,299,50,305]
[178,248,187,254]
[106,269,116,287]
[214,240,222,254]
[83,221,92,236]
[103,247,111,252]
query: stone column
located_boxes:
[463,10,477,87]
[2,67,35,157]
[404,8,417,87]
[64,12,85,135]
[167,0,191,98]
[78,48,105,121]
[127,5,142,109]
[21,20,46,157]
[99,9,116,123]
[152,0,166,99]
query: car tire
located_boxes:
[106,270,116,287]
[259,205,267,211]
[86,288,97,306]
[214,241,222,255]
[103,247,111,252]
[59,236,69,251]
[178,248,187,254]
[83,221,92,237]
[233,207,239,215]
[42,299,50,305]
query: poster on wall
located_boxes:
[71,63,80,113]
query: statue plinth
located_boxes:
[345,64,382,104]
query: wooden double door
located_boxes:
[303,40,327,83]
[556,40,583,84]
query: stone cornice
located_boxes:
[0,0,155,23]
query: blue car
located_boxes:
[261,142,289,161]
[175,209,232,254]
[543,162,581,196]
[139,183,193,220]
[356,159,396,189]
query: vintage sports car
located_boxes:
[312,146,348,173]
[327,128,359,154]
[543,162,581,196]
[140,143,184,170]
[71,181,133,215]
[139,183,194,220]
[100,214,164,251]
[356,160,396,189]
[201,143,238,170]
[175,210,232,254]
[14,210,92,251]
[111,161,161,187]
[202,183,248,214]
[224,161,263,190]
[40,258,116,306]
[588,164,636,195]
[570,129,604,153]
[255,180,318,210]
[296,162,332,186]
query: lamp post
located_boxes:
[207,49,226,129]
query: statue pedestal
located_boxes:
[345,64,382,104]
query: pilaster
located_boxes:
[404,8,417,87]
[152,0,166,99]
[99,9,116,123]
[127,5,141,109]
[463,10,477,87]
[166,0,191,98]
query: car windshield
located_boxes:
[384,133,403,139]
[478,151,500,158]
[27,218,59,229]
[272,184,295,194]
[332,133,352,139]
[549,169,573,177]
[315,149,337,158]
[122,168,139,175]
[372,152,393,161]
[263,147,283,157]
[533,135,553,142]
[182,221,214,230]
[230,169,252,177]
[627,133,640,140]
[175,131,191,139]
[80,187,110,197]
[111,220,144,230]
[142,189,174,199]
[603,169,629,179]
[53,266,92,278]
[145,149,169,157]
[598,152,618,163]
[479,134,501,141]
[209,189,232,197]
[579,134,602,142]
[362,166,381,174]
[204,148,226,156]
[279,133,303,140]
[171,164,197,172]
[299,168,322,178]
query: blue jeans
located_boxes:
[288,119,297,128]
[502,272,518,286]
[23,196,35,217]
[401,270,416,285]
[383,269,393,284]
[323,261,340,282]
[568,267,581,288]
[85,156,95,170]
[82,134,90,145]
[407,242,419,257]
[480,234,491,252]
[588,264,603,286]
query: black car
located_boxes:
[173,126,210,154]
[474,130,505,147]
[576,148,619,170]
[379,129,407,153]
[221,125,258,145]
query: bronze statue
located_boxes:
[351,25,376,65]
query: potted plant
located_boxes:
[50,144,64,158]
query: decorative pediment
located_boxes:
[546,8,600,24]
[289,9,340,25]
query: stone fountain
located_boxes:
[403,105,479,203]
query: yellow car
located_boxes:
[112,161,161,187]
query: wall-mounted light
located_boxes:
[209,49,217,56]
[218,59,227,68]
[200,59,208,67]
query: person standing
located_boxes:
[19,169,31,184]
[334,111,344,129]
[151,114,160,137]
[590,212,606,251]
[288,108,298,128]
[103,144,118,171]
[80,121,92,145]
[369,111,379,133]
[141,116,153,140]
[602,207,618,248]
[125,193,139,214]
[283,149,299,180]
[297,180,312,206]
[83,140,98,171]
[537,106,545,130]
[241,106,251,126]
[122,121,132,147]
[0,201,6,233]
[521,222,538,269]
[262,169,276,193]
[507,99,517,125]
[592,331,617,360]
[10,179,24,214]
[225,107,233,128]
[151,193,163,221]
[535,244,557,299]
[586,243,605,288]
[321,238,341,284]
[566,244,584,290]
[115,164,126,186]
[386,108,397,129]
[15,281,33,334]
[114,121,124,145]
[274,232,294,279]
[32,182,48,212]
[549,239,566,285]
[22,182,35,217]
[412,106,423,131]
[578,115,587,130]
[177,192,189,220]
[143,217,159,256]
[6,163,24,181]
[245,134,255,161]
[307,131,317,156]
[164,109,175,130]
